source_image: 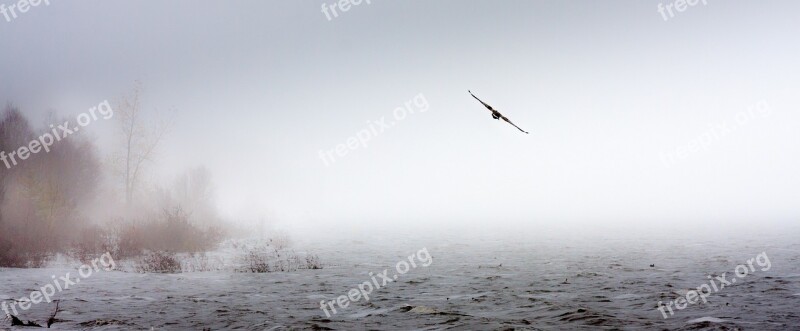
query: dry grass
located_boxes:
[134,251,182,273]
[236,240,323,273]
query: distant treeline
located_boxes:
[0,99,224,268]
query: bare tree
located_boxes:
[114,82,170,208]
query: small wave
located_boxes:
[112,295,157,301]
[348,307,391,318]
[687,317,725,324]
[136,296,157,301]
[307,294,329,300]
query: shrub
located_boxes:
[236,241,322,273]
[0,238,26,267]
[134,251,181,273]
[240,245,272,273]
[0,227,52,268]
[305,254,323,270]
[115,207,225,259]
[69,225,115,264]
[115,220,144,259]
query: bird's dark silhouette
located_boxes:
[468,90,529,134]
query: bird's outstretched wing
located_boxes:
[501,115,529,134]
[468,90,495,111]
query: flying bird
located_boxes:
[468,90,529,134]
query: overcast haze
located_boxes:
[2,0,799,229]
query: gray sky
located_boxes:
[2,0,799,228]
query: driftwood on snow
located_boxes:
[10,314,41,327]
[46,300,60,328]
[4,300,60,328]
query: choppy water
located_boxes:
[1,223,799,330]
